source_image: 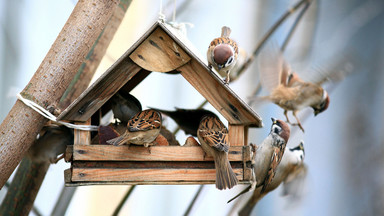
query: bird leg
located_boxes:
[50,154,65,164]
[292,111,305,132]
[224,71,230,84]
[284,110,291,124]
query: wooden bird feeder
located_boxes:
[60,21,263,186]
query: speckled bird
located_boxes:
[107,109,162,147]
[207,26,239,84]
[197,115,238,190]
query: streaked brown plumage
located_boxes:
[107,109,162,147]
[255,118,290,193]
[197,115,238,190]
[258,45,330,132]
[150,107,217,137]
[236,141,306,216]
[207,26,239,84]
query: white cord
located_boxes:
[17,93,99,131]
[159,0,166,22]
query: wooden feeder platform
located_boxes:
[60,21,262,186]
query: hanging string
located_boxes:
[158,0,166,22]
[17,93,99,131]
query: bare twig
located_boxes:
[184,185,205,216]
[112,185,136,216]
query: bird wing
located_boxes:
[259,44,290,92]
[261,140,287,193]
[198,115,229,152]
[128,109,162,132]
[282,164,308,199]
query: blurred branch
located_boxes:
[51,186,77,216]
[281,0,311,52]
[0,157,49,216]
[112,185,136,216]
[183,185,205,216]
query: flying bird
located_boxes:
[256,45,330,132]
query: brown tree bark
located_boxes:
[0,0,120,188]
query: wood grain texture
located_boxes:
[59,0,133,109]
[57,59,142,121]
[228,124,249,146]
[129,27,191,72]
[0,0,119,188]
[179,59,262,127]
[73,145,249,162]
[71,168,243,182]
[74,120,91,145]
[66,180,252,186]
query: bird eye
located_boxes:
[227,56,233,65]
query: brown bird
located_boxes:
[257,46,330,132]
[28,125,73,163]
[107,109,162,147]
[110,92,142,123]
[197,115,238,190]
[256,118,290,193]
[207,26,239,84]
[235,141,306,216]
[150,107,217,137]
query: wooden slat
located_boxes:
[57,59,142,121]
[64,145,73,162]
[73,145,248,162]
[228,124,248,146]
[71,168,243,182]
[65,180,251,186]
[179,59,262,127]
[64,169,72,184]
[74,120,91,145]
[130,27,191,72]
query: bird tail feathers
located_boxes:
[214,152,238,190]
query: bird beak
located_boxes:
[218,65,223,70]
[271,117,277,124]
[314,110,319,116]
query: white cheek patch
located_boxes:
[322,90,328,100]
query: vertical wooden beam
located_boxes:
[228,124,248,146]
[74,119,92,146]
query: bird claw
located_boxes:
[290,123,305,132]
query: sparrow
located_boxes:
[150,107,216,136]
[255,118,290,193]
[257,45,330,132]
[106,109,162,147]
[197,115,238,190]
[110,92,142,123]
[28,125,73,163]
[236,141,306,216]
[207,26,239,84]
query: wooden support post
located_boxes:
[0,0,120,188]
[228,124,248,146]
[74,119,92,146]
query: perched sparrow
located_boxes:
[110,92,142,123]
[257,46,330,132]
[197,115,238,190]
[236,141,306,216]
[28,125,73,163]
[107,109,162,147]
[255,118,290,193]
[150,107,216,136]
[207,26,238,84]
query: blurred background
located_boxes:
[0,0,383,215]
